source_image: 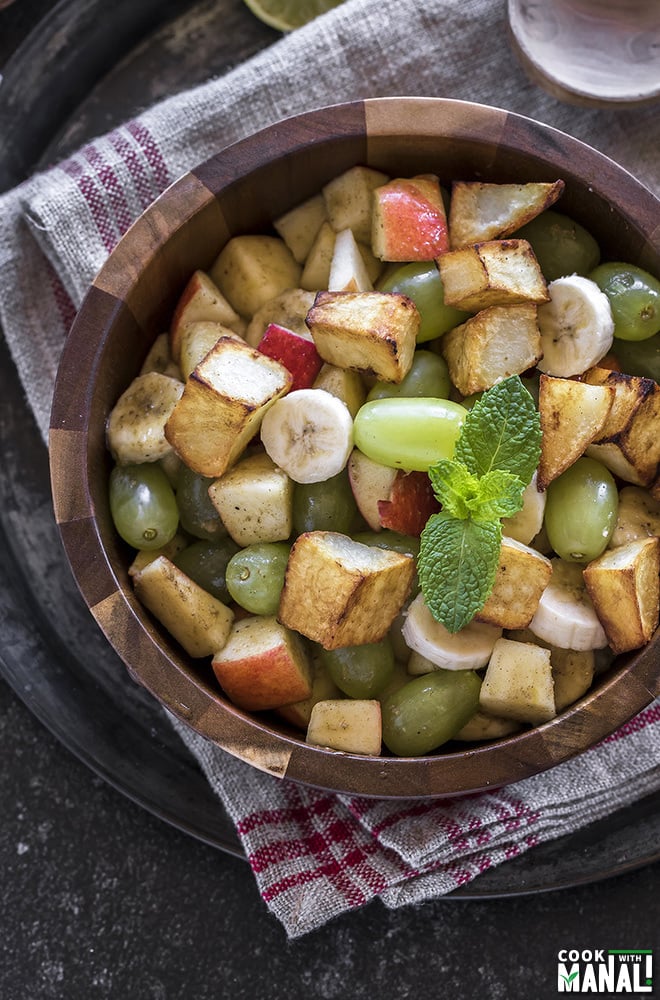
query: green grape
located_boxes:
[293,469,358,534]
[173,538,240,603]
[109,463,179,551]
[225,542,290,615]
[611,331,660,382]
[319,639,395,699]
[513,209,600,281]
[176,464,225,540]
[382,670,482,756]
[589,263,660,342]
[367,350,451,401]
[377,261,470,341]
[352,529,420,560]
[544,457,618,563]
[353,397,467,471]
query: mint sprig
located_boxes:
[418,376,541,633]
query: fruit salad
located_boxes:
[106,165,660,758]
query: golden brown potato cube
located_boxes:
[322,165,389,243]
[475,537,553,630]
[537,375,615,490]
[438,239,549,312]
[441,303,542,396]
[134,555,234,658]
[278,531,415,649]
[583,536,660,655]
[209,235,301,318]
[480,637,556,725]
[305,290,419,383]
[164,336,292,477]
[449,180,565,248]
[583,368,660,487]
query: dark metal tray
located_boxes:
[0,0,658,895]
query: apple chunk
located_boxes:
[170,270,243,363]
[372,174,449,261]
[306,699,382,756]
[377,470,440,537]
[257,322,323,391]
[212,616,312,712]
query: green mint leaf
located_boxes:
[455,375,541,485]
[428,460,480,519]
[471,469,525,521]
[418,513,502,632]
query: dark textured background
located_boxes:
[1,2,659,997]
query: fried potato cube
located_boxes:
[306,699,382,756]
[475,537,553,630]
[322,165,389,243]
[537,374,615,490]
[134,555,234,658]
[273,193,327,264]
[438,239,549,311]
[209,235,301,318]
[312,362,367,418]
[164,336,292,477]
[306,290,419,383]
[583,536,660,654]
[480,637,556,725]
[211,616,312,712]
[449,180,565,248]
[583,368,660,486]
[208,451,293,546]
[278,531,415,649]
[441,303,541,396]
[170,270,243,363]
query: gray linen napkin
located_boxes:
[0,0,659,937]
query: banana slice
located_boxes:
[260,388,353,483]
[528,558,609,651]
[106,371,184,465]
[502,470,546,545]
[402,592,502,670]
[537,274,614,377]
[609,485,660,549]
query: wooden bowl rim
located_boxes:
[49,96,660,798]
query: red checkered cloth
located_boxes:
[1,0,659,938]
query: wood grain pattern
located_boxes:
[49,97,660,798]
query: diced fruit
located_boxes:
[306,290,420,384]
[347,449,398,531]
[300,222,336,291]
[257,322,323,390]
[134,555,234,658]
[179,321,243,380]
[208,451,293,546]
[277,656,342,730]
[210,235,301,317]
[583,536,660,654]
[322,165,389,243]
[453,710,521,741]
[328,228,373,292]
[474,537,553,630]
[140,332,180,379]
[211,616,312,712]
[278,531,415,649]
[260,388,354,484]
[537,276,614,377]
[106,371,184,465]
[273,193,327,263]
[164,336,292,477]
[245,288,316,347]
[306,699,382,756]
[479,637,556,725]
[371,174,449,261]
[441,303,542,396]
[438,239,549,312]
[609,486,660,548]
[170,270,242,362]
[402,592,502,670]
[377,470,440,537]
[501,471,546,545]
[312,362,367,417]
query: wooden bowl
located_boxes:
[49,97,660,798]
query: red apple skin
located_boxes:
[377,470,440,536]
[373,176,449,261]
[212,624,312,712]
[258,323,323,390]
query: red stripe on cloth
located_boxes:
[125,120,170,191]
[107,129,161,210]
[82,144,134,238]
[47,266,76,333]
[60,157,118,253]
[236,792,337,836]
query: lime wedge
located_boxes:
[243,0,346,32]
